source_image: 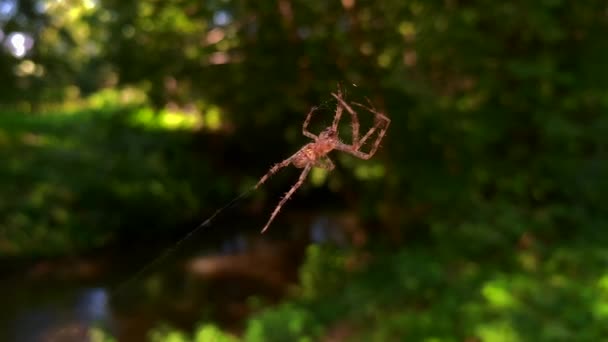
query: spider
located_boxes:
[254,86,391,233]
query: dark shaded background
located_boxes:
[1,0,608,341]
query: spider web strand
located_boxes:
[111,187,254,296]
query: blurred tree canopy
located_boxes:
[1,0,607,253]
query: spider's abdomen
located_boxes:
[292,147,314,168]
[293,142,335,168]
[291,144,320,168]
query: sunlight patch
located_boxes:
[88,87,148,108]
[481,280,516,309]
[311,167,328,186]
[159,109,199,129]
[598,274,608,292]
[204,106,222,130]
[354,163,385,180]
[130,107,201,130]
[476,322,520,342]
[596,274,608,319]
[593,301,608,319]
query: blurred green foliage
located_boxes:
[0,98,234,255]
[2,0,608,340]
[130,238,608,341]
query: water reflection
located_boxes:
[76,288,110,325]
[9,288,111,342]
[0,213,358,341]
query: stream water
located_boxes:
[0,213,351,341]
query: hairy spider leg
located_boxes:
[336,103,390,160]
[352,101,390,146]
[255,157,294,189]
[261,165,312,233]
[330,86,344,131]
[302,106,319,139]
[331,89,360,147]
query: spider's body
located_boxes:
[255,86,390,233]
[294,134,338,167]
[292,145,321,168]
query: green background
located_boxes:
[1,0,607,340]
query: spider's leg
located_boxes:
[336,108,390,160]
[261,165,311,233]
[255,157,293,189]
[302,106,319,139]
[352,102,390,148]
[314,156,335,171]
[332,89,360,147]
[330,86,345,132]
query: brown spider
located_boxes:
[255,86,391,233]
